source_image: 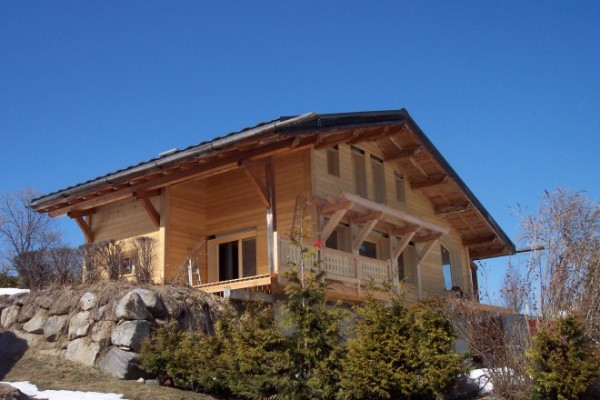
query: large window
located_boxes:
[326,145,340,177]
[371,155,386,203]
[441,245,453,290]
[352,146,368,198]
[359,241,377,259]
[209,232,257,282]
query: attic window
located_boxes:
[352,146,367,198]
[394,171,406,203]
[326,145,340,177]
[371,155,386,203]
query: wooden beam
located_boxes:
[352,219,379,252]
[352,211,383,225]
[346,127,391,145]
[68,209,96,218]
[411,175,449,190]
[434,202,471,216]
[134,193,160,228]
[242,164,270,208]
[319,199,353,215]
[384,145,423,161]
[413,232,443,243]
[69,212,93,242]
[391,224,420,236]
[417,238,439,264]
[463,235,497,247]
[320,208,349,243]
[392,231,416,260]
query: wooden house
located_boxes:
[31,110,515,304]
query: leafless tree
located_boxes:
[48,246,82,285]
[500,260,529,313]
[129,236,157,283]
[518,189,599,343]
[0,188,61,288]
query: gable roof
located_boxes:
[31,109,515,260]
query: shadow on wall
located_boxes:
[0,331,28,379]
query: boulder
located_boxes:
[1,305,20,329]
[130,289,167,318]
[65,337,100,367]
[22,309,48,334]
[49,293,72,316]
[91,320,115,347]
[79,292,98,311]
[97,347,145,380]
[111,320,151,351]
[114,292,152,321]
[68,311,92,340]
[43,315,69,342]
[16,303,35,323]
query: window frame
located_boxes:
[208,230,257,282]
[371,154,386,203]
[441,244,453,290]
[394,171,406,203]
[351,146,368,198]
[326,145,341,177]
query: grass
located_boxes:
[1,350,217,400]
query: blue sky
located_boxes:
[1,1,598,303]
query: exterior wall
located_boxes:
[312,143,472,299]
[89,195,163,282]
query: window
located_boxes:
[371,155,386,203]
[359,241,377,259]
[209,231,257,282]
[326,145,340,177]
[352,146,367,198]
[394,171,406,203]
[441,245,453,290]
[398,251,405,281]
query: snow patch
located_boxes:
[1,381,126,400]
[468,369,494,394]
[0,288,30,295]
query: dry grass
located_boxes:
[1,350,217,400]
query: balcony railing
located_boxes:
[278,238,394,286]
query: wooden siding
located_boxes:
[313,143,473,299]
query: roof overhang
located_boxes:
[31,109,515,260]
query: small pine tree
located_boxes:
[338,295,463,400]
[220,302,292,399]
[527,317,600,400]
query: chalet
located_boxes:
[31,110,515,304]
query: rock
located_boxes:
[1,305,20,329]
[16,303,35,323]
[34,295,54,310]
[111,320,151,351]
[136,377,145,383]
[49,293,72,316]
[0,382,31,400]
[91,320,115,347]
[68,311,92,340]
[43,315,69,342]
[22,309,48,334]
[114,292,152,321]
[145,379,159,386]
[97,347,145,380]
[79,292,98,311]
[65,337,100,367]
[130,289,167,318]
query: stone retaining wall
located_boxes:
[0,283,228,380]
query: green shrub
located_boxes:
[527,317,600,400]
[0,271,19,288]
[338,296,464,400]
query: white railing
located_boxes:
[278,239,393,285]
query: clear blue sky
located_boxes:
[1,1,598,303]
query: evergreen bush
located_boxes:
[527,317,600,400]
[338,295,464,400]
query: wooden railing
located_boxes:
[278,239,394,286]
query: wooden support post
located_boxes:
[392,231,416,260]
[321,208,348,243]
[352,219,379,253]
[415,239,439,301]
